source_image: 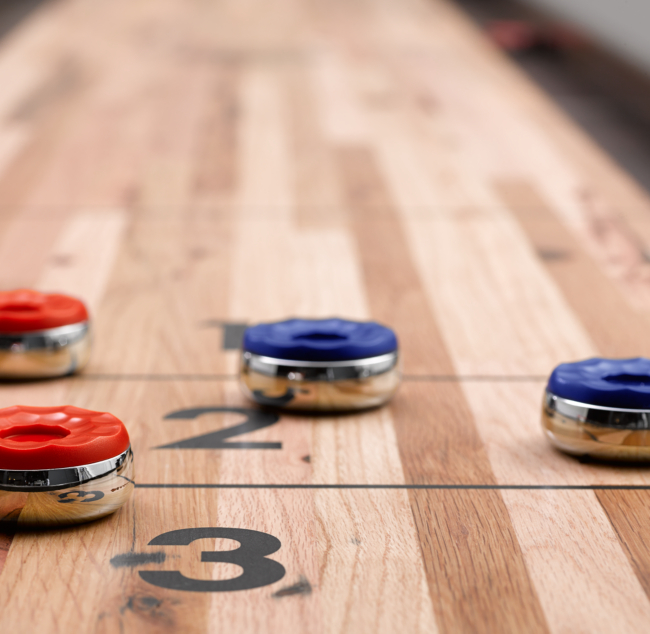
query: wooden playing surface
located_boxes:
[3,0,650,631]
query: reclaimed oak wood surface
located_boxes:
[1,0,650,631]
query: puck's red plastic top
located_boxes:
[0,289,88,333]
[0,405,130,470]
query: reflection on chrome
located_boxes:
[0,447,132,491]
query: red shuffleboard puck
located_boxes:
[0,289,91,379]
[0,405,134,527]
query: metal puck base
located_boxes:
[240,352,400,410]
[542,391,650,461]
[0,322,91,379]
[0,447,134,527]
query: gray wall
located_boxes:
[521,0,650,75]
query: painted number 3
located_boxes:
[139,528,286,592]
[57,490,105,503]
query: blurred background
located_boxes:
[0,0,649,194]
[520,0,650,75]
[456,0,650,193]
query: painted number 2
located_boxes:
[155,407,281,450]
[139,528,286,592]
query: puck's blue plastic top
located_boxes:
[547,357,650,409]
[243,318,398,362]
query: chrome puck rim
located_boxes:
[242,350,398,382]
[0,321,89,353]
[545,391,650,429]
[0,446,133,492]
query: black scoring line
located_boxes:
[133,483,650,490]
[73,374,546,382]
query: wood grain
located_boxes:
[0,531,12,577]
[338,147,548,632]
[0,489,437,634]
[39,210,126,312]
[411,490,549,634]
[502,489,650,633]
[337,147,493,483]
[495,178,650,358]
[597,491,650,600]
[2,0,650,631]
[399,168,650,626]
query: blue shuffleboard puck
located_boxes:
[543,357,650,461]
[239,318,400,411]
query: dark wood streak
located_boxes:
[411,490,549,634]
[337,147,550,634]
[494,178,650,357]
[0,532,13,578]
[596,491,650,598]
[193,63,239,200]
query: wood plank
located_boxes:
[384,130,650,626]
[0,56,86,209]
[234,63,292,212]
[0,489,438,634]
[597,491,650,600]
[39,210,126,312]
[336,146,467,376]
[455,381,650,486]
[393,196,595,377]
[90,216,236,375]
[192,63,240,206]
[287,63,346,221]
[502,489,650,634]
[0,215,71,289]
[410,490,549,634]
[337,147,496,483]
[337,147,548,632]
[380,0,650,304]
[495,178,650,357]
